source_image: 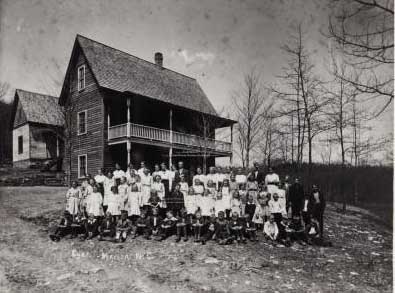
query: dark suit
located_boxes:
[309,190,325,238]
[289,183,304,218]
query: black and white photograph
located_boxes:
[0,0,393,292]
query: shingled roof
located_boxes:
[14,89,63,126]
[75,35,220,117]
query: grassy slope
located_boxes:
[0,186,392,292]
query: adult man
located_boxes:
[309,184,325,238]
[288,178,304,219]
[250,162,265,186]
[264,167,280,194]
[177,161,189,185]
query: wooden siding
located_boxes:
[13,98,27,128]
[65,45,105,181]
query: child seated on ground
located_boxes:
[285,215,306,245]
[84,213,99,240]
[229,211,245,243]
[98,212,116,241]
[160,210,177,241]
[65,181,81,219]
[244,213,257,242]
[192,210,205,242]
[71,211,86,239]
[201,213,217,245]
[215,211,231,245]
[115,211,132,242]
[148,208,162,240]
[132,211,150,239]
[50,210,72,242]
[269,193,284,228]
[175,208,189,242]
[264,215,279,243]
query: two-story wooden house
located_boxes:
[59,35,235,180]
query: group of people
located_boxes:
[50,161,326,246]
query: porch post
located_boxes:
[126,97,131,165]
[230,124,233,166]
[169,109,173,168]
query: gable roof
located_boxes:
[68,35,228,119]
[13,89,63,127]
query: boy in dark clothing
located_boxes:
[84,213,99,240]
[215,211,232,245]
[244,213,257,242]
[168,183,185,217]
[285,216,306,245]
[244,197,256,221]
[175,209,189,242]
[98,212,116,241]
[229,212,246,243]
[147,191,161,216]
[192,210,205,242]
[202,213,217,245]
[289,178,304,219]
[310,184,326,238]
[115,211,132,242]
[147,208,162,240]
[160,210,177,241]
[71,211,86,239]
[50,210,72,242]
[133,211,150,239]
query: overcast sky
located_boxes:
[0,0,392,164]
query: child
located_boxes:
[286,216,306,245]
[175,208,189,242]
[98,212,116,241]
[118,177,129,213]
[84,213,98,240]
[191,210,204,242]
[152,175,166,217]
[215,211,231,245]
[140,168,152,208]
[239,184,248,216]
[103,170,114,213]
[159,210,177,241]
[214,191,225,217]
[148,190,161,216]
[201,213,217,245]
[71,211,86,239]
[65,181,81,218]
[115,211,132,242]
[220,180,232,218]
[132,211,150,239]
[230,191,242,216]
[264,215,279,242]
[105,185,121,222]
[126,178,141,220]
[148,208,162,240]
[94,168,106,197]
[246,174,258,202]
[301,193,311,226]
[269,193,284,228]
[80,177,93,215]
[167,183,185,217]
[252,198,265,231]
[199,189,215,220]
[193,179,205,208]
[85,185,103,218]
[229,174,239,194]
[179,174,189,198]
[184,186,197,216]
[245,196,256,221]
[228,211,245,243]
[244,213,257,242]
[50,210,72,241]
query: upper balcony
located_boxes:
[108,123,232,155]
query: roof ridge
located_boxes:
[16,88,59,99]
[76,34,196,81]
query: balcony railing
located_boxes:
[108,123,232,153]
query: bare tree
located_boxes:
[0,82,12,164]
[328,0,394,115]
[233,69,274,168]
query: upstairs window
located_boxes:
[18,135,23,154]
[77,110,87,135]
[77,65,85,91]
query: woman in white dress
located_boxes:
[140,168,152,208]
[103,171,114,213]
[117,177,129,212]
[65,181,81,217]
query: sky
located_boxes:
[0,0,393,165]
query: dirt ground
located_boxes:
[0,186,392,292]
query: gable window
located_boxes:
[77,65,85,91]
[18,136,23,154]
[77,110,87,135]
[78,154,87,178]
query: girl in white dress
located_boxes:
[140,169,152,208]
[230,190,242,216]
[193,179,205,213]
[199,189,215,218]
[106,185,121,219]
[85,185,103,217]
[184,187,197,215]
[126,179,141,218]
[65,181,81,217]
[103,171,114,213]
[220,179,232,218]
[117,177,129,212]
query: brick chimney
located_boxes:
[154,52,163,67]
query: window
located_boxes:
[77,65,85,91]
[77,110,87,135]
[18,136,23,154]
[78,155,87,178]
